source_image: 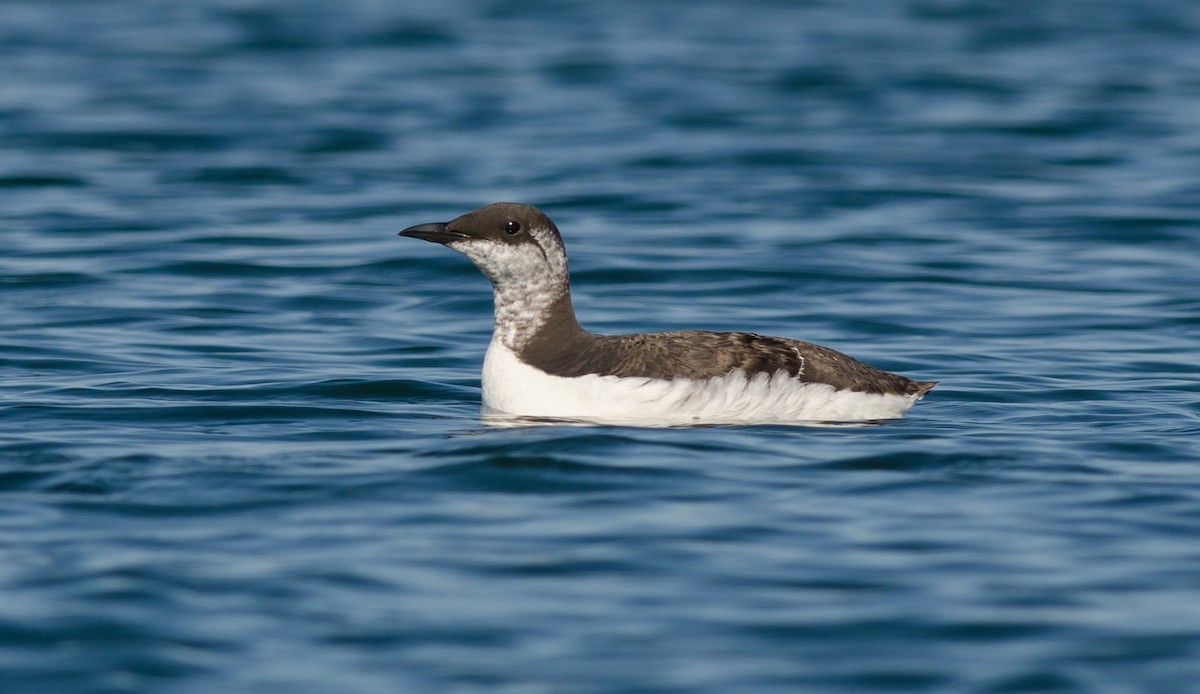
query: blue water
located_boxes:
[3,1,1199,691]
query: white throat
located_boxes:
[448,236,572,350]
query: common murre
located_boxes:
[399,203,935,425]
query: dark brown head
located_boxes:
[399,203,569,290]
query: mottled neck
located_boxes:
[491,276,582,350]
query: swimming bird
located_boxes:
[399,203,935,425]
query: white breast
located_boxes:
[481,340,920,425]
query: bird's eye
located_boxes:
[504,220,521,235]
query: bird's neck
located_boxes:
[491,278,585,351]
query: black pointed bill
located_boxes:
[398,222,466,244]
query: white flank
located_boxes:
[482,341,921,426]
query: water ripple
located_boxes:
[3,0,1200,691]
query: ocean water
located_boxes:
[2,0,1199,691]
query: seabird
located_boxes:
[399,203,935,425]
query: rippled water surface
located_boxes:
[3,1,1199,692]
